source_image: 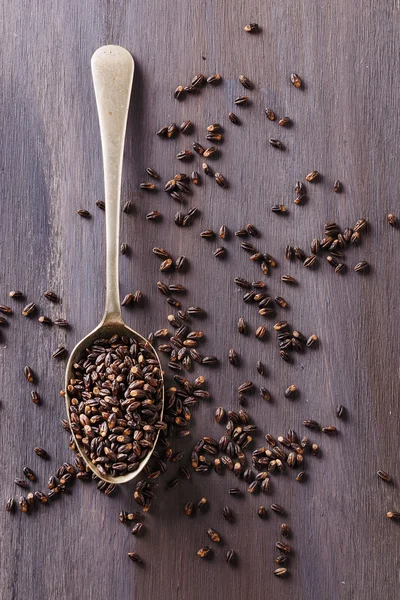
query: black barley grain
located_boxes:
[354,261,369,273]
[343,227,352,242]
[23,467,36,481]
[269,139,283,150]
[215,172,227,187]
[271,503,285,515]
[176,150,193,161]
[303,419,320,430]
[238,381,253,394]
[260,387,271,401]
[327,255,338,268]
[174,85,185,99]
[198,497,208,510]
[234,96,249,105]
[197,546,212,558]
[207,528,221,543]
[157,125,168,137]
[131,523,144,536]
[241,241,257,253]
[22,302,36,317]
[203,146,219,159]
[280,350,291,362]
[258,505,267,518]
[304,255,317,268]
[24,366,34,383]
[207,132,223,143]
[52,346,66,359]
[6,498,15,513]
[184,501,194,516]
[146,210,162,220]
[350,231,360,245]
[336,404,345,418]
[387,512,400,520]
[19,496,28,512]
[256,361,264,375]
[255,325,267,340]
[311,443,319,456]
[306,334,318,347]
[322,425,337,434]
[0,304,12,315]
[306,170,319,182]
[265,108,276,120]
[201,229,215,239]
[281,275,297,284]
[193,141,205,155]
[207,73,222,84]
[122,200,133,213]
[167,123,179,138]
[146,167,159,179]
[201,162,212,176]
[234,276,252,289]
[284,385,296,398]
[333,180,341,193]
[55,319,69,327]
[219,225,227,239]
[244,23,259,32]
[276,541,291,553]
[128,551,143,564]
[239,74,252,89]
[77,209,91,218]
[160,258,173,271]
[228,112,240,125]
[191,73,205,86]
[207,123,222,132]
[294,194,307,205]
[285,246,294,260]
[34,447,49,459]
[30,391,40,406]
[290,73,302,88]
[311,239,320,255]
[191,171,200,185]
[354,218,367,232]
[38,316,52,324]
[15,478,28,489]
[377,470,391,483]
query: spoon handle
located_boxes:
[91,45,134,322]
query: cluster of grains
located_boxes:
[286,218,370,274]
[67,334,164,478]
[5,22,397,580]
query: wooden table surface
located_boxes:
[1,1,399,599]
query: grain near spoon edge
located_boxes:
[65,45,164,484]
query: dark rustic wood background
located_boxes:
[1,1,399,599]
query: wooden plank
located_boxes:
[0,1,399,599]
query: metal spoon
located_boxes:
[65,45,164,484]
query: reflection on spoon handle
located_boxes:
[91,45,134,322]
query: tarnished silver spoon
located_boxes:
[65,45,164,484]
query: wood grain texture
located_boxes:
[1,1,400,599]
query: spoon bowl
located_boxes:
[65,316,164,485]
[65,45,164,484]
